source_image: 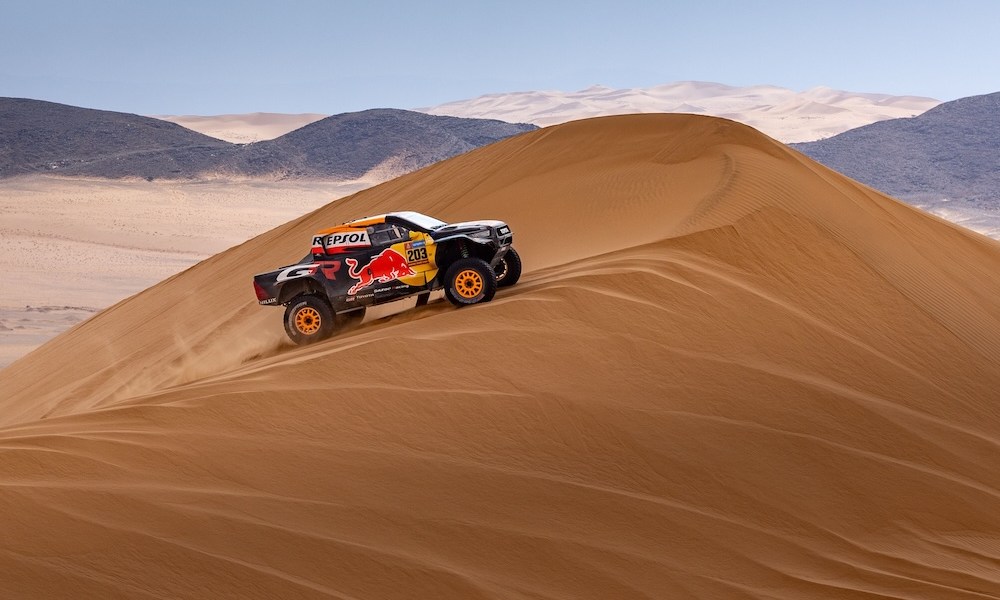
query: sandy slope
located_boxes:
[2,115,1000,599]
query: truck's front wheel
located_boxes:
[284,295,336,344]
[444,258,497,306]
[494,247,522,288]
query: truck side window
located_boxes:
[388,225,408,243]
[367,225,388,246]
[368,224,409,247]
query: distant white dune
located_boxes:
[154,112,328,143]
[155,82,939,145]
[418,81,941,143]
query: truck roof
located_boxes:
[314,211,444,235]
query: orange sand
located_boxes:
[2,114,1000,599]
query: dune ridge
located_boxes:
[2,114,1000,599]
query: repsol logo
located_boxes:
[325,231,370,248]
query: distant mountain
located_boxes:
[419,81,940,143]
[0,97,230,178]
[218,109,537,180]
[793,92,1000,206]
[0,99,537,180]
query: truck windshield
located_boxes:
[396,211,446,231]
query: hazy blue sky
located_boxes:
[1,0,997,115]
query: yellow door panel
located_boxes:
[392,232,436,287]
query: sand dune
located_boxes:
[2,115,1000,598]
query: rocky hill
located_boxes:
[0,98,537,180]
[793,92,1000,206]
[218,109,537,179]
[0,97,230,179]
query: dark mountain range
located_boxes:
[0,98,537,180]
[793,92,1000,206]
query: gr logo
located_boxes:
[276,265,318,282]
[325,231,370,248]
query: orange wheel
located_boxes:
[454,269,484,299]
[294,306,322,334]
[283,295,335,344]
[443,258,497,306]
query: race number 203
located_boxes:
[406,247,429,264]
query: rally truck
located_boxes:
[252,211,521,344]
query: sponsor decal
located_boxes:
[276,264,319,282]
[498,226,510,235]
[404,241,429,266]
[259,298,278,305]
[345,249,415,295]
[311,231,371,254]
[317,261,342,280]
[325,231,370,249]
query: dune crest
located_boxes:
[2,114,1000,599]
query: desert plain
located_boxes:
[0,176,369,368]
[2,114,1000,598]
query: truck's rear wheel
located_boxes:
[284,295,335,344]
[444,258,497,306]
[494,247,522,288]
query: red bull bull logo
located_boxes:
[345,249,415,295]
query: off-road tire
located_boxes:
[444,258,497,306]
[284,295,336,345]
[494,247,522,288]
